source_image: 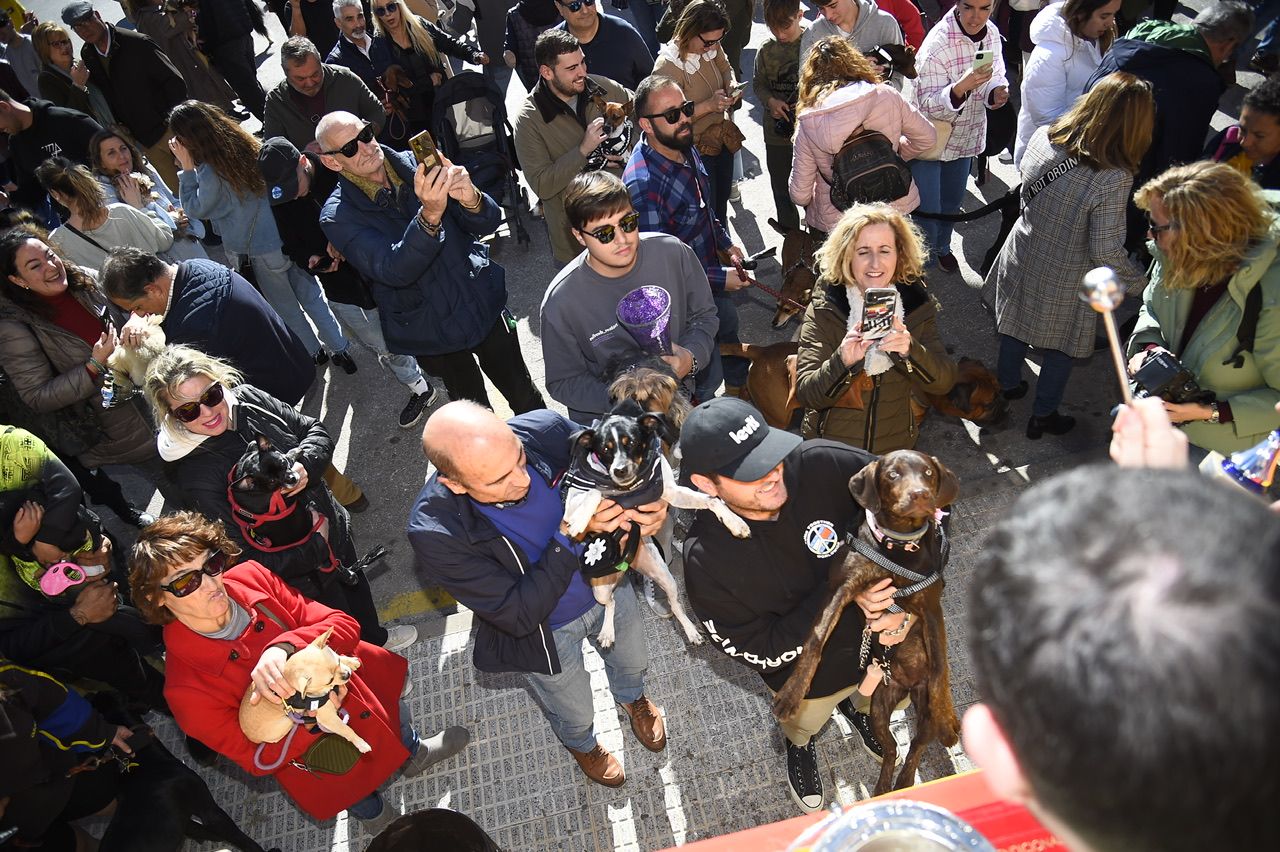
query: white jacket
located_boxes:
[1014,3,1104,167]
[911,10,1010,161]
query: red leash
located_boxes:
[226,469,340,573]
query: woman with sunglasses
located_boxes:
[790,37,935,238]
[31,21,114,127]
[166,100,356,370]
[1125,161,1280,460]
[128,511,469,835]
[371,0,487,138]
[652,0,744,222]
[141,345,410,651]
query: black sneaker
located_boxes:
[1026,411,1076,440]
[838,698,887,762]
[399,385,439,429]
[313,349,329,366]
[331,349,358,374]
[120,506,156,529]
[785,739,825,813]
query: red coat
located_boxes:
[162,562,409,820]
[877,0,926,49]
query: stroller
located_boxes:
[430,70,531,246]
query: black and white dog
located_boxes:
[561,400,750,647]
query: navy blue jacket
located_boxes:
[325,35,392,96]
[164,259,314,404]
[319,147,508,357]
[407,409,583,676]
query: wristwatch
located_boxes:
[1208,402,1221,424]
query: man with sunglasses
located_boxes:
[552,0,653,89]
[264,36,385,152]
[797,0,905,87]
[512,29,634,264]
[540,171,718,424]
[324,0,390,97]
[624,75,747,399]
[317,110,545,413]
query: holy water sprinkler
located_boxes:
[1080,266,1133,406]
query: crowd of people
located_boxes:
[2,0,1280,849]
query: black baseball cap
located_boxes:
[61,2,95,25]
[258,137,302,205]
[678,397,801,486]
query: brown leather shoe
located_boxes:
[567,744,625,787]
[620,696,666,752]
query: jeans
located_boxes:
[997,334,1074,417]
[328,302,428,391]
[765,142,800,230]
[713,291,748,387]
[1255,0,1280,54]
[243,250,350,357]
[910,157,973,263]
[207,36,266,119]
[414,315,545,414]
[702,149,735,225]
[527,579,648,752]
[347,699,419,820]
[616,0,664,57]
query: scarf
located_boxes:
[657,41,721,76]
[845,285,906,377]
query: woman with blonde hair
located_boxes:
[167,100,354,370]
[32,21,114,126]
[653,0,743,221]
[36,157,174,271]
[984,72,1152,440]
[1126,161,1280,457]
[795,203,957,452]
[789,36,935,236]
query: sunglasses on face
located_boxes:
[159,550,230,598]
[580,211,640,244]
[699,33,723,46]
[323,122,375,158]
[373,3,398,15]
[643,99,695,124]
[170,382,225,423]
[556,0,595,11]
[1146,215,1177,235]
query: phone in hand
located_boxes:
[860,287,898,340]
[729,80,749,98]
[972,49,994,72]
[408,130,441,170]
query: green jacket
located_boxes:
[1128,221,1280,453]
[752,35,802,147]
[1123,18,1213,63]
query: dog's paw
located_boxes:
[355,737,372,754]
[771,690,801,722]
[596,628,616,649]
[939,713,961,748]
[711,500,752,538]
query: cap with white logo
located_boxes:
[678,397,801,486]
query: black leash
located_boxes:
[913,187,1020,222]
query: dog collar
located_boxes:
[864,510,946,552]
[284,685,339,714]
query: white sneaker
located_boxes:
[383,624,419,652]
[640,574,672,619]
[998,149,1014,164]
[728,182,742,203]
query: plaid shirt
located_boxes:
[623,139,734,292]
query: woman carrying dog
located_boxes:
[983,72,1152,440]
[1125,161,1280,459]
[128,512,469,835]
[141,345,411,652]
[794,203,956,453]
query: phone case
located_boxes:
[861,288,898,340]
[409,131,440,170]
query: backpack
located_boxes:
[826,128,913,210]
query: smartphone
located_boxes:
[972,49,994,72]
[729,80,749,98]
[408,130,441,170]
[860,288,898,340]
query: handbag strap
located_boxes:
[62,223,111,254]
[1021,156,1080,207]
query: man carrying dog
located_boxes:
[680,397,905,813]
[408,400,668,787]
[540,171,719,425]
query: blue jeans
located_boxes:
[328,302,429,392]
[997,334,1074,418]
[347,699,418,820]
[527,579,648,752]
[244,249,350,357]
[1255,0,1280,54]
[910,157,973,263]
[713,291,748,387]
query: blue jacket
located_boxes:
[407,409,584,675]
[164,259,314,404]
[325,35,392,96]
[319,147,508,356]
[178,164,283,256]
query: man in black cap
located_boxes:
[679,397,903,814]
[258,136,439,429]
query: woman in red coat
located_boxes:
[128,511,470,836]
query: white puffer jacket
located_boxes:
[911,10,1010,161]
[1014,3,1105,167]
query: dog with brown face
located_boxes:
[586,98,634,172]
[770,449,960,796]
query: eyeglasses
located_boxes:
[323,122,375,158]
[159,550,230,598]
[580,211,640,244]
[373,3,398,15]
[1146,215,1177,236]
[699,33,723,46]
[642,99,695,124]
[556,0,595,11]
[50,38,72,47]
[170,382,225,423]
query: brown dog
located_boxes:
[766,219,820,328]
[771,450,960,796]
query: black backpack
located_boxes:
[827,127,913,210]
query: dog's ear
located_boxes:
[256,434,272,454]
[310,626,334,648]
[947,381,975,413]
[849,461,881,512]
[570,427,596,450]
[931,456,960,508]
[638,412,674,445]
[621,97,634,115]
[611,398,644,418]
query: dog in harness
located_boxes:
[770,449,961,796]
[560,400,749,647]
[585,82,634,173]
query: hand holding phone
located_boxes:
[408,130,441,170]
[972,49,994,72]
[860,288,898,340]
[729,80,749,99]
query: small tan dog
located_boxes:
[107,313,166,394]
[238,628,370,753]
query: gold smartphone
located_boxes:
[409,130,441,170]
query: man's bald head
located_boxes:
[423,401,532,503]
[315,110,360,153]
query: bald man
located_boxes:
[406,402,668,787]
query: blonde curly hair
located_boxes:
[815,203,927,288]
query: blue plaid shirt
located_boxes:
[623,139,734,293]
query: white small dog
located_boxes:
[106,313,166,394]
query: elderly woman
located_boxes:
[795,203,957,453]
[32,21,114,127]
[1126,161,1280,457]
[128,512,469,835]
[141,345,404,650]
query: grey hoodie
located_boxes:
[800,0,906,88]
